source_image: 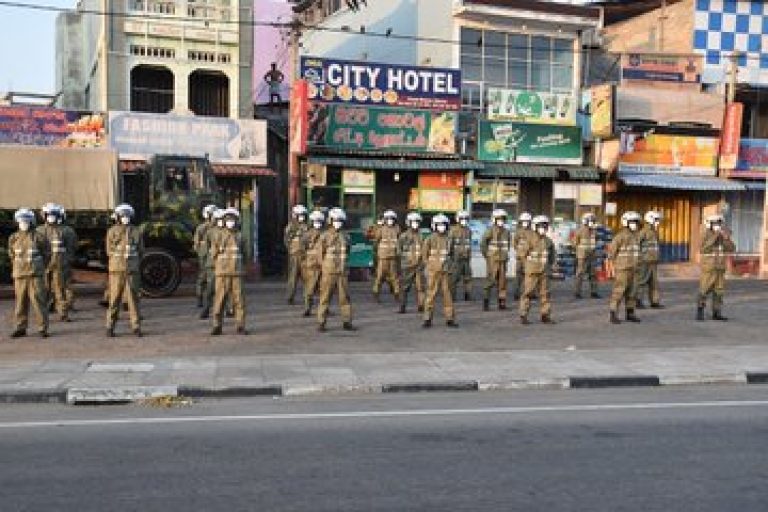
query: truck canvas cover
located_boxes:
[0,145,119,210]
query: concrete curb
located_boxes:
[1,372,768,404]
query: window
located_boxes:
[130,45,175,59]
[460,27,576,110]
[325,0,343,16]
[187,50,231,64]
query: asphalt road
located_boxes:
[1,386,768,511]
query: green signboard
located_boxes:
[307,103,457,154]
[477,121,583,165]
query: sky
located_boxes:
[0,0,291,101]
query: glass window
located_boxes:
[310,187,340,210]
[485,31,506,59]
[553,39,572,66]
[461,55,482,81]
[553,65,573,90]
[460,27,482,57]
[507,60,528,88]
[344,192,374,230]
[484,59,506,86]
[532,36,551,64]
[508,34,528,61]
[531,60,551,90]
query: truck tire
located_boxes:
[140,248,181,298]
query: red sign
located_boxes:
[290,80,309,155]
[720,102,743,170]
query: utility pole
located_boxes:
[727,52,739,104]
[288,16,302,208]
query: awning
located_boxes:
[119,160,144,173]
[305,156,483,171]
[566,167,602,180]
[212,164,276,177]
[742,180,766,191]
[478,163,558,179]
[620,173,746,191]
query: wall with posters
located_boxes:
[0,106,105,147]
[618,132,720,176]
[731,139,768,179]
[108,112,267,165]
[487,88,577,125]
[477,121,583,165]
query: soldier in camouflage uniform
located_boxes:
[57,206,79,314]
[210,208,248,335]
[370,215,385,275]
[106,204,144,337]
[608,211,642,324]
[301,210,326,317]
[373,209,401,303]
[697,214,736,321]
[518,215,556,325]
[481,209,512,311]
[200,208,222,319]
[284,204,309,305]
[398,212,425,314]
[194,204,217,308]
[37,203,76,322]
[8,208,49,338]
[449,210,473,301]
[573,212,600,299]
[636,211,664,309]
[421,213,458,329]
[513,212,533,301]
[317,208,356,332]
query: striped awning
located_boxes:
[620,173,746,191]
[305,156,483,171]
[212,164,276,177]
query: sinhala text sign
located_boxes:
[0,106,106,147]
[300,56,461,111]
[108,112,267,165]
[477,121,582,165]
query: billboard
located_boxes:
[307,104,457,154]
[621,53,701,84]
[618,132,719,176]
[300,56,461,111]
[478,121,582,165]
[589,84,614,139]
[732,139,768,179]
[290,80,309,155]
[0,106,106,147]
[108,112,267,165]
[487,88,577,125]
[720,103,743,170]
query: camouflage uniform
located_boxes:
[194,219,212,306]
[210,227,247,333]
[698,229,736,318]
[512,227,531,300]
[9,229,50,336]
[518,231,555,321]
[373,224,401,300]
[60,223,78,312]
[573,225,599,297]
[481,225,512,308]
[37,222,77,320]
[301,225,325,315]
[609,228,640,318]
[449,223,473,300]
[636,224,661,306]
[398,228,425,312]
[422,230,456,324]
[317,228,352,327]
[106,224,144,334]
[284,220,308,303]
[200,224,222,318]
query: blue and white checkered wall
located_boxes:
[693,0,768,85]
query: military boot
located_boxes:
[398,293,407,314]
[520,315,530,325]
[574,292,583,299]
[10,329,27,338]
[303,299,312,317]
[610,311,621,324]
[446,320,459,328]
[590,292,601,299]
[106,326,115,338]
[318,322,327,333]
[483,298,490,311]
[712,309,728,321]
[626,309,641,323]
[464,291,471,302]
[498,298,507,310]
[237,326,249,335]
[199,307,210,320]
[422,319,432,329]
[696,306,705,321]
[650,303,665,309]
[342,322,357,332]
[211,325,222,336]
[132,327,143,338]
[541,314,555,324]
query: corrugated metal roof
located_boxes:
[620,173,746,191]
[478,163,559,178]
[213,165,276,177]
[305,156,483,171]
[566,167,602,180]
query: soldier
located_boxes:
[697,214,736,321]
[200,208,222,319]
[481,209,512,311]
[519,215,556,325]
[573,212,600,299]
[105,204,144,337]
[398,212,425,314]
[513,212,533,301]
[301,210,326,317]
[450,210,473,301]
[98,211,120,308]
[421,214,458,328]
[37,203,76,322]
[317,208,356,332]
[8,208,49,338]
[636,211,664,309]
[284,204,309,305]
[194,204,217,308]
[370,214,385,274]
[608,211,642,325]
[373,209,401,303]
[210,208,248,335]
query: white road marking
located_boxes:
[1,400,768,430]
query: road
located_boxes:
[1,386,767,511]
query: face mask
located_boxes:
[521,221,530,229]
[712,224,722,232]
[225,220,236,229]
[313,221,324,229]
[386,219,395,226]
[217,220,224,227]
[46,215,57,224]
[459,219,468,227]
[654,221,660,228]
[410,222,420,230]
[436,224,447,233]
[120,216,131,225]
[588,221,596,228]
[297,215,306,223]
[495,219,505,227]
[18,221,30,232]
[377,220,384,226]
[537,227,547,235]
[628,222,638,231]
[332,221,343,230]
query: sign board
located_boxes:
[342,169,374,187]
[300,56,461,111]
[0,106,106,147]
[621,53,701,84]
[720,103,744,171]
[472,179,520,204]
[478,121,583,165]
[307,104,457,154]
[618,132,719,176]
[578,184,603,206]
[589,84,614,139]
[418,189,464,212]
[108,112,267,165]
[487,88,577,125]
[732,139,768,179]
[290,80,309,155]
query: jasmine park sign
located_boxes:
[477,121,582,165]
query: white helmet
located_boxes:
[383,209,397,220]
[212,208,225,220]
[114,204,135,219]
[432,213,450,227]
[14,207,35,224]
[645,211,662,224]
[519,212,533,223]
[492,208,508,220]
[309,210,325,223]
[533,215,550,228]
[456,210,470,221]
[292,204,308,218]
[202,204,217,220]
[329,208,347,222]
[223,207,240,219]
[58,205,67,222]
[581,212,596,225]
[406,212,423,223]
[41,202,60,216]
[621,211,641,227]
[704,214,724,228]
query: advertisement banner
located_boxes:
[487,88,577,125]
[590,84,614,139]
[621,53,701,84]
[732,139,768,178]
[471,179,520,204]
[307,104,457,154]
[720,103,743,170]
[618,132,719,176]
[108,112,267,165]
[0,106,106,147]
[418,189,464,212]
[300,56,461,111]
[290,80,309,155]
[478,121,582,165]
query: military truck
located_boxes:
[0,145,219,296]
